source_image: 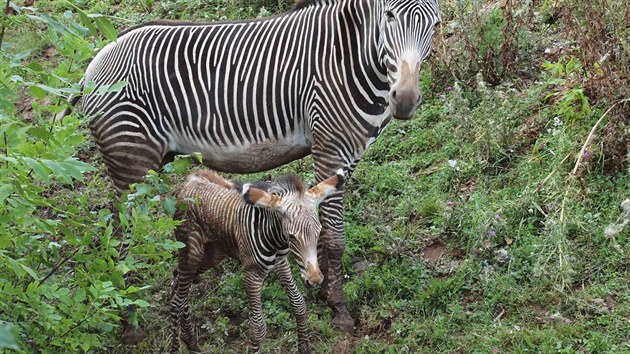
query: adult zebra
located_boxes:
[60,0,441,334]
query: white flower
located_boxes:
[447,159,459,171]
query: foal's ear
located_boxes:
[305,169,345,205]
[242,184,286,214]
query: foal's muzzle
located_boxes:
[302,261,324,286]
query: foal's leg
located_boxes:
[274,258,310,354]
[243,268,268,354]
[170,226,206,353]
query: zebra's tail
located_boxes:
[54,78,85,122]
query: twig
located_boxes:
[535,153,571,193]
[560,99,630,223]
[38,247,81,285]
[571,99,630,175]
[58,309,99,339]
[0,0,11,50]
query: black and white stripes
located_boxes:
[170,170,344,353]
[65,0,441,332]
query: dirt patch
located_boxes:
[422,241,445,262]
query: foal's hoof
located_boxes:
[121,324,146,345]
[332,312,355,334]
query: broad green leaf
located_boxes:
[96,80,128,95]
[132,299,150,308]
[76,9,98,37]
[30,85,47,100]
[0,322,20,350]
[20,264,39,281]
[27,127,58,145]
[23,158,51,184]
[0,184,13,204]
[26,63,43,72]
[30,83,71,98]
[162,196,177,216]
[94,16,117,42]
[160,240,186,250]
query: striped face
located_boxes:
[243,170,345,285]
[381,0,441,120]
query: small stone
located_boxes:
[593,298,605,305]
[352,260,369,274]
[496,248,509,263]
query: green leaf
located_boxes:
[0,322,20,350]
[30,85,47,100]
[26,62,43,72]
[20,263,39,281]
[96,80,128,95]
[162,196,177,216]
[0,184,13,204]
[132,299,150,308]
[28,127,58,145]
[193,152,203,163]
[76,9,98,37]
[160,240,186,250]
[94,16,117,42]
[7,258,25,278]
[24,158,51,184]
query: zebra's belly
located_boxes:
[172,134,311,174]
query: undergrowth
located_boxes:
[1,0,628,353]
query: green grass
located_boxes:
[1,0,629,353]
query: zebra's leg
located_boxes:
[243,268,268,354]
[90,113,169,344]
[273,258,310,354]
[311,150,355,333]
[170,227,207,353]
[318,189,355,333]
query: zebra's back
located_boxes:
[83,18,323,179]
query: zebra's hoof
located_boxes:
[332,312,355,334]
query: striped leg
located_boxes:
[90,112,169,344]
[274,258,310,354]
[317,190,354,333]
[243,268,268,354]
[170,228,206,354]
[312,149,355,333]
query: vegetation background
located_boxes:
[0,0,628,352]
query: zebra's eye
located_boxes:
[385,10,395,23]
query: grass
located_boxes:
[2,0,629,353]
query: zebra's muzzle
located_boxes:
[390,93,422,120]
[389,59,422,120]
[303,261,324,286]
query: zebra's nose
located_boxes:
[305,261,324,286]
[390,89,421,120]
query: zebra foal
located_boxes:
[171,169,345,354]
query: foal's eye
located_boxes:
[385,10,395,22]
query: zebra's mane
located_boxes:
[270,174,306,195]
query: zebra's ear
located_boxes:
[306,169,345,205]
[242,183,286,213]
